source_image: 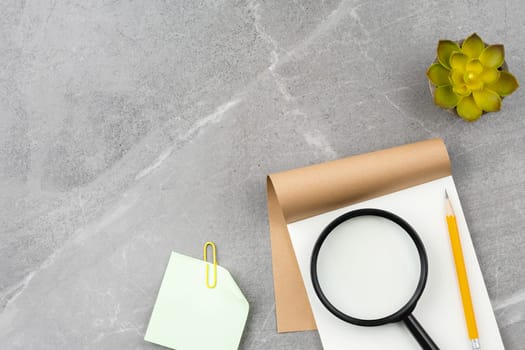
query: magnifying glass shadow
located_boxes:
[311,208,440,350]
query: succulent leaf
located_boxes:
[437,40,460,69]
[456,95,482,121]
[486,71,519,96]
[453,84,470,97]
[473,89,501,112]
[450,70,465,85]
[466,59,484,75]
[427,64,450,86]
[449,52,468,72]
[461,33,485,58]
[434,85,461,108]
[480,67,500,84]
[479,45,504,68]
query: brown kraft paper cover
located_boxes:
[267,138,451,332]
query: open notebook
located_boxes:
[288,177,503,349]
[267,139,504,349]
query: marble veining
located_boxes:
[0,0,524,349]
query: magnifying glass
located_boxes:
[310,208,439,350]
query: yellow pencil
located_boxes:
[445,190,480,350]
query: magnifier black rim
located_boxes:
[310,208,428,327]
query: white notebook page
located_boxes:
[288,176,504,349]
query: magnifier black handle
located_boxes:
[404,314,440,350]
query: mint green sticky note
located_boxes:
[144,252,249,350]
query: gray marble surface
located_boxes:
[0,0,524,349]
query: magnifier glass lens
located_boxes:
[316,215,421,320]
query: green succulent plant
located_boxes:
[427,33,519,121]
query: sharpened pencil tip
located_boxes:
[445,189,449,199]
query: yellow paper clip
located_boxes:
[203,241,217,289]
